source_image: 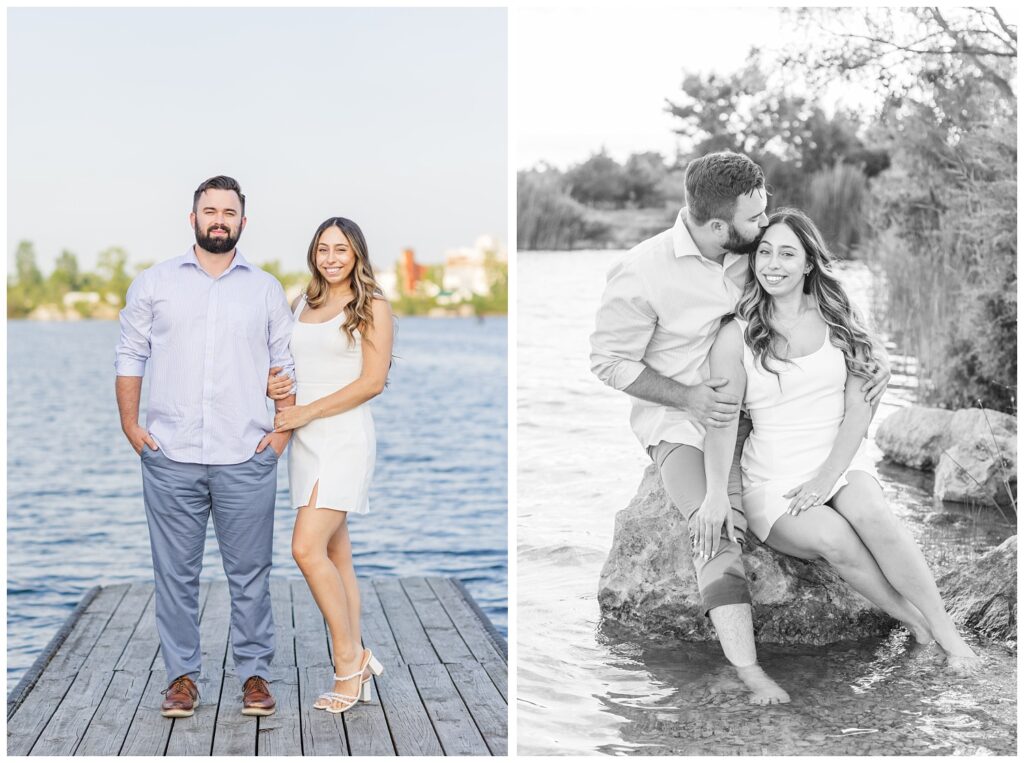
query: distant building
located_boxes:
[397,248,428,294]
[441,235,507,301]
[62,291,101,307]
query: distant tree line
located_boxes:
[518,59,892,256]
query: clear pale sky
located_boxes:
[8,7,507,274]
[516,6,784,170]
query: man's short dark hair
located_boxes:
[193,175,245,215]
[684,152,764,224]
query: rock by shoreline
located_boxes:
[598,464,895,645]
[876,405,1017,508]
[599,463,1017,645]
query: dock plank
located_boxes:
[269,578,296,669]
[480,661,508,702]
[209,674,256,756]
[75,668,150,755]
[31,584,154,755]
[291,580,331,669]
[255,667,301,756]
[119,670,173,756]
[410,663,489,756]
[401,577,475,664]
[7,586,130,755]
[447,661,508,755]
[375,665,444,756]
[10,577,505,757]
[343,677,395,756]
[427,577,506,664]
[359,579,403,668]
[298,667,348,756]
[373,579,438,665]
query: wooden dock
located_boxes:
[7,577,507,756]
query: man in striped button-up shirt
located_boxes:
[115,176,294,718]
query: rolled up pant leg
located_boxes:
[140,447,211,682]
[653,434,751,615]
[209,448,279,681]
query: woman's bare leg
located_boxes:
[766,504,934,641]
[326,518,362,653]
[292,482,363,706]
[830,473,980,672]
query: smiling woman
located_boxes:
[263,215,393,713]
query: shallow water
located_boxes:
[517,250,1016,756]
[7,316,507,687]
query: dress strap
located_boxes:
[292,293,307,319]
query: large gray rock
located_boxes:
[936,535,1016,640]
[934,409,1017,508]
[875,406,954,469]
[598,464,895,645]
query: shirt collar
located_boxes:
[672,207,745,268]
[181,245,253,274]
[671,208,704,259]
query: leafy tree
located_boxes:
[777,7,1017,412]
[623,152,669,207]
[96,246,132,306]
[779,7,1016,103]
[49,250,82,295]
[14,241,43,292]
[564,150,629,206]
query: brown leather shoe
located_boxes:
[161,675,199,718]
[242,675,276,716]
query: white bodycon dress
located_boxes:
[287,296,375,513]
[739,321,876,542]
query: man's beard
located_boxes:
[724,224,760,255]
[194,223,240,254]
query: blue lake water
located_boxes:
[6,316,507,688]
[517,251,1016,756]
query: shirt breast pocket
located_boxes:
[223,300,267,344]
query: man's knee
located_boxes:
[695,539,751,614]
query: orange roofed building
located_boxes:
[397,248,428,294]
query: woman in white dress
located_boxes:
[701,208,980,674]
[268,217,394,711]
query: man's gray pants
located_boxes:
[141,445,278,683]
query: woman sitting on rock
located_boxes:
[700,207,980,674]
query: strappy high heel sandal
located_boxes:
[358,648,385,703]
[314,667,364,714]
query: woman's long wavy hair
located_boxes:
[304,217,384,347]
[736,207,875,380]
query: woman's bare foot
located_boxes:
[734,664,790,705]
[945,651,983,676]
[314,652,363,711]
[904,617,934,645]
[936,632,982,676]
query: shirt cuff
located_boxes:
[115,357,147,376]
[595,357,646,391]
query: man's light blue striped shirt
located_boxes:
[115,246,296,465]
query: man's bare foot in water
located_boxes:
[734,664,790,705]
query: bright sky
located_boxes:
[516,6,787,169]
[7,7,507,274]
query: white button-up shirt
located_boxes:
[115,246,296,465]
[590,209,749,450]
